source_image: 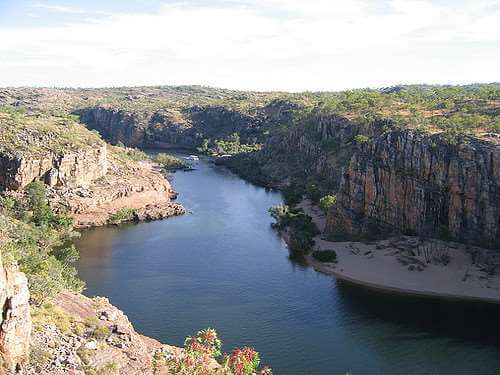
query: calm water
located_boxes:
[75,155,500,375]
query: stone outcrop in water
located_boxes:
[0,258,31,371]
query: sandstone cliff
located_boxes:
[48,149,185,228]
[0,146,107,191]
[0,257,31,372]
[327,130,499,248]
[76,100,296,150]
[0,109,184,227]
[231,115,500,248]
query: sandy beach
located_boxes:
[298,200,500,304]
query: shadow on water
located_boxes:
[334,279,500,345]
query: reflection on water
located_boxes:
[76,155,500,375]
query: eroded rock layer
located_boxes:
[0,258,31,371]
[327,130,500,248]
[0,146,108,190]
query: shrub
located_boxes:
[312,250,337,263]
[281,185,304,206]
[269,205,319,254]
[125,148,149,161]
[0,186,84,305]
[92,325,111,340]
[27,181,54,226]
[155,153,187,170]
[155,328,272,375]
[354,134,370,144]
[319,195,337,213]
[107,208,137,224]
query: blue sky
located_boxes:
[0,0,499,90]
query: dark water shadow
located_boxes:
[334,279,500,346]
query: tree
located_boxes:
[27,180,53,226]
[319,195,337,213]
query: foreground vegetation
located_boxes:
[154,328,272,375]
[0,181,84,305]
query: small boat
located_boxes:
[184,155,199,161]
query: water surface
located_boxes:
[76,155,500,375]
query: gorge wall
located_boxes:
[77,102,295,149]
[0,146,108,191]
[327,130,500,248]
[0,257,31,371]
[254,115,499,248]
[76,104,500,248]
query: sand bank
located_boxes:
[297,200,500,304]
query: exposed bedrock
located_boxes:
[327,131,499,248]
[78,105,500,248]
[0,146,108,190]
[0,258,31,372]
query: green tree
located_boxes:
[319,195,337,213]
[27,180,53,226]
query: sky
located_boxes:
[0,0,499,91]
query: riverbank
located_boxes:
[298,200,500,304]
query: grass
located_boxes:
[31,303,75,335]
[0,106,104,157]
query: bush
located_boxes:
[0,185,84,305]
[154,328,272,375]
[319,195,337,213]
[269,205,319,254]
[155,153,187,169]
[198,133,262,156]
[281,185,304,206]
[312,250,337,263]
[354,134,370,144]
[107,208,137,224]
[27,181,54,226]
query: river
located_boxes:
[75,155,500,375]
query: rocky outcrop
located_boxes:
[27,291,184,374]
[327,131,500,248]
[48,155,184,228]
[0,146,108,190]
[0,259,31,372]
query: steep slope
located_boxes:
[0,254,31,372]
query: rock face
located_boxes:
[0,259,31,371]
[327,130,500,248]
[78,104,499,248]
[234,115,500,248]
[77,102,292,149]
[48,155,184,228]
[27,291,183,375]
[0,146,108,190]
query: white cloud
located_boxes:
[30,3,85,14]
[1,0,499,90]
